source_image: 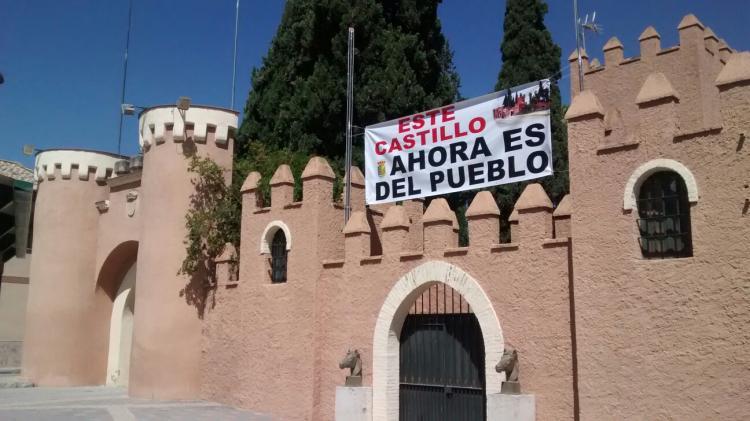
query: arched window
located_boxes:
[271,230,287,283]
[636,171,693,258]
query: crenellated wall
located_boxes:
[566,15,750,421]
[569,14,732,144]
[23,106,239,398]
[203,155,576,420]
[19,11,748,421]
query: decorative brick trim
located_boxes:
[623,159,699,211]
[259,220,292,254]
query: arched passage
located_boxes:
[106,261,136,386]
[372,261,504,421]
[95,240,138,387]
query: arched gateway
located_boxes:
[372,261,504,421]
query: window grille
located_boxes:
[636,171,693,259]
[271,230,287,283]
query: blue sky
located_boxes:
[1,0,748,166]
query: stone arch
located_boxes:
[623,159,699,211]
[372,260,504,421]
[96,240,139,300]
[259,220,292,254]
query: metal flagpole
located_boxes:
[344,27,355,224]
[117,0,133,154]
[573,0,584,91]
[231,0,240,110]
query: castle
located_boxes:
[20,15,750,420]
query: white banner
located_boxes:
[364,80,553,204]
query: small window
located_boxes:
[271,230,287,283]
[636,171,693,259]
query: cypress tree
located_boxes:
[237,0,459,176]
[494,0,568,224]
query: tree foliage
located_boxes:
[237,0,460,170]
[494,0,568,228]
[182,1,460,275]
[180,155,244,278]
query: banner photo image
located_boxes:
[364,79,553,204]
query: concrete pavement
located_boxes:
[0,386,272,420]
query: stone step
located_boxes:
[0,367,21,375]
[0,372,34,389]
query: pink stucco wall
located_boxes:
[201,159,577,420]
[567,17,750,420]
[23,166,113,385]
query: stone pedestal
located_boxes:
[345,375,362,387]
[487,393,535,421]
[501,381,521,394]
[335,386,372,421]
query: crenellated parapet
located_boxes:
[34,149,126,182]
[138,105,238,150]
[327,184,571,266]
[239,155,572,273]
[569,14,743,140]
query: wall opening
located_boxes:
[400,283,486,420]
[106,261,136,386]
[373,261,503,421]
[95,240,138,387]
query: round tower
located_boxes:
[23,149,124,385]
[129,104,237,399]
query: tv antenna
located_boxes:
[580,12,603,53]
[573,0,603,91]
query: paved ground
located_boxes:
[0,386,272,420]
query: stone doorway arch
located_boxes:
[372,261,504,421]
[95,240,138,387]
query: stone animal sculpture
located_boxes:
[496,345,519,381]
[339,349,362,377]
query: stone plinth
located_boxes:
[335,386,372,421]
[487,393,535,421]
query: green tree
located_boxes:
[181,1,461,274]
[494,0,568,230]
[237,0,460,172]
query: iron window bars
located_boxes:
[636,171,693,259]
[271,230,287,283]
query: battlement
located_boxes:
[570,14,735,85]
[240,155,571,267]
[566,14,750,155]
[236,156,572,279]
[138,105,238,150]
[568,14,746,143]
[34,149,126,182]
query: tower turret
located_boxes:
[129,104,237,399]
[23,149,124,385]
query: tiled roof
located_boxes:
[0,160,34,183]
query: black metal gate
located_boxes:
[399,284,486,421]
